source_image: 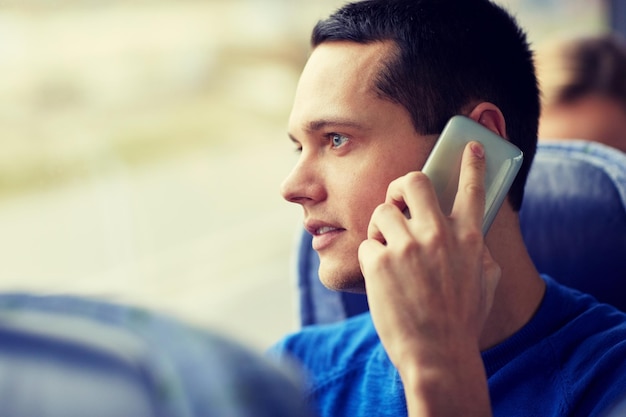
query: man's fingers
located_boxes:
[385,172,443,226]
[451,141,486,230]
[367,201,422,248]
[482,246,501,314]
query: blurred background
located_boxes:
[0,0,614,350]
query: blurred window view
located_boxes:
[0,0,608,349]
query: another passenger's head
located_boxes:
[310,0,540,210]
[536,33,626,152]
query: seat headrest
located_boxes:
[520,140,626,311]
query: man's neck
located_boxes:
[479,208,546,350]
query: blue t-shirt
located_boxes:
[270,276,626,417]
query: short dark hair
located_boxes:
[311,0,540,211]
[538,33,626,110]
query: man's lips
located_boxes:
[313,226,340,235]
[304,221,344,236]
[305,222,346,251]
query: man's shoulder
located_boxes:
[545,275,626,342]
[273,312,377,358]
[487,276,626,416]
[519,275,626,361]
[269,312,407,415]
[269,312,382,384]
[485,275,626,383]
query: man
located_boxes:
[272,0,626,416]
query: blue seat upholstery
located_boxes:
[520,141,626,310]
[0,293,313,417]
[295,140,626,326]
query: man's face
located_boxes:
[281,41,435,292]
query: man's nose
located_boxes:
[280,158,325,205]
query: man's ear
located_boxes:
[467,102,507,138]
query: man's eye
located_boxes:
[330,133,349,148]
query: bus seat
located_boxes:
[294,140,626,326]
[0,293,312,417]
[520,140,626,310]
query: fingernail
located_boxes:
[471,142,485,159]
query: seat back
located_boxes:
[0,293,313,417]
[520,140,626,309]
[295,140,626,326]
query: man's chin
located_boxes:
[318,262,366,294]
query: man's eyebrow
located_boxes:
[288,118,370,143]
[305,118,367,133]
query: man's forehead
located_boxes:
[289,41,395,126]
[298,41,394,93]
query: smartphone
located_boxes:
[406,115,523,235]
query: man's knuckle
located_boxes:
[464,181,485,199]
[406,171,431,188]
[461,227,483,246]
[420,224,448,249]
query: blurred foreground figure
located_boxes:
[0,293,312,417]
[536,33,626,152]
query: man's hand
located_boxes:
[358,141,500,417]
